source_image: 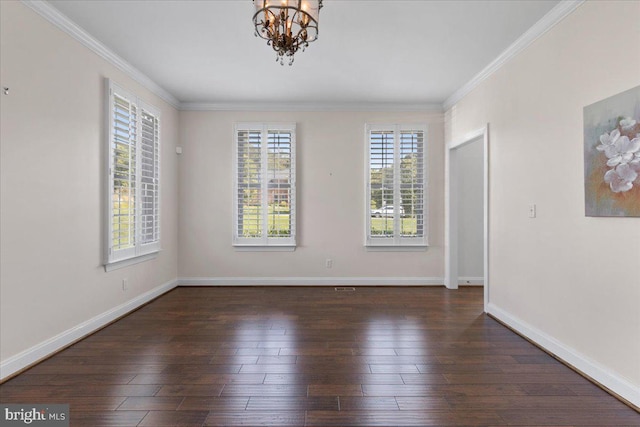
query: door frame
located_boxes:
[444,124,489,311]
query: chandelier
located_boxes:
[253,0,323,66]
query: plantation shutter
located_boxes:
[267,128,294,239]
[366,124,427,247]
[234,123,296,247]
[236,128,263,239]
[368,130,395,242]
[139,103,160,252]
[400,128,425,239]
[110,88,137,261]
[107,80,161,265]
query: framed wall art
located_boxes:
[584,85,640,217]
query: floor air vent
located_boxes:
[334,287,356,292]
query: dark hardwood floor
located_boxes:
[1,286,638,426]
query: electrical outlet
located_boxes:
[325,259,333,269]
[122,278,128,291]
[528,204,536,218]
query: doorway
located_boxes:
[445,126,489,311]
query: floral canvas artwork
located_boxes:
[584,85,640,217]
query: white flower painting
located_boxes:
[584,85,640,217]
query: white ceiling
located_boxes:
[48,0,560,107]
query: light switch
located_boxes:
[528,204,536,218]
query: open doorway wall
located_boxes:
[456,138,484,285]
[445,126,489,310]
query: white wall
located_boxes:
[455,139,484,280]
[0,1,179,370]
[3,0,637,406]
[446,0,640,402]
[178,111,444,281]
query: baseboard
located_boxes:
[487,302,640,409]
[0,278,178,382]
[458,276,484,286]
[178,277,444,286]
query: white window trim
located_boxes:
[365,123,428,248]
[104,252,158,272]
[233,122,296,249]
[233,245,296,252]
[105,79,161,269]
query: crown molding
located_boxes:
[21,0,181,109]
[442,0,585,111]
[18,0,441,114]
[22,0,584,114]
[179,102,444,113]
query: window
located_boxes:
[106,80,160,265]
[366,124,427,247]
[234,123,296,248]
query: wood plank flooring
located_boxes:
[1,287,638,426]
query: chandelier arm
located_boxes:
[253,8,280,41]
[291,25,315,43]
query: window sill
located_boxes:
[104,252,158,272]
[233,245,296,252]
[365,245,428,252]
